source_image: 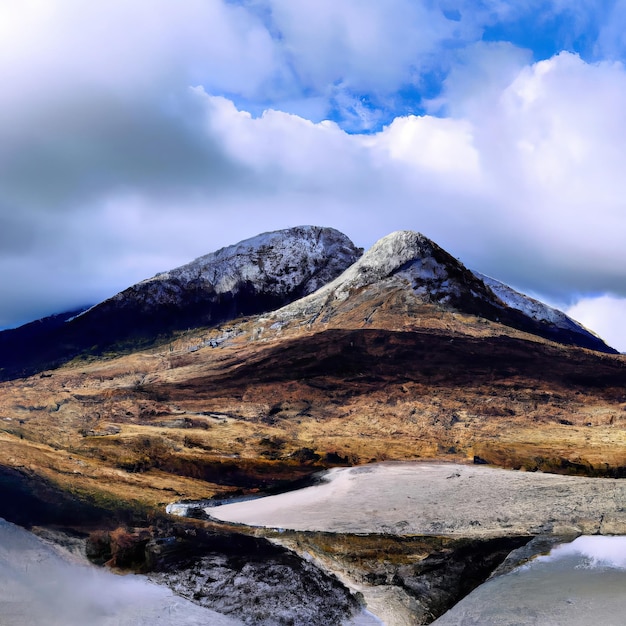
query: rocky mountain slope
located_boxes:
[88,225,362,331]
[269,230,613,353]
[475,271,601,341]
[0,226,362,380]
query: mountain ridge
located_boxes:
[0,226,362,379]
[0,226,615,382]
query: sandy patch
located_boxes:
[209,462,626,537]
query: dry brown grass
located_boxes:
[1,302,626,513]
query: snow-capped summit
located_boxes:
[307,230,444,302]
[274,229,495,315]
[78,225,363,339]
[138,226,360,300]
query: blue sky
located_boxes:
[2,0,626,350]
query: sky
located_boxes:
[2,1,626,351]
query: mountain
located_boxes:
[0,227,614,383]
[67,225,362,345]
[0,307,92,377]
[268,231,614,353]
[0,226,362,380]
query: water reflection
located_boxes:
[433,536,626,626]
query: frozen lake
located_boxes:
[433,535,626,625]
[208,462,626,536]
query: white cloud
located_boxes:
[594,0,626,60]
[432,41,533,117]
[0,0,282,101]
[370,115,480,178]
[3,0,626,346]
[426,51,626,299]
[265,0,452,93]
[567,296,626,353]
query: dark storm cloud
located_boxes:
[0,91,248,210]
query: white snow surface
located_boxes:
[208,462,625,536]
[0,519,242,626]
[316,230,450,301]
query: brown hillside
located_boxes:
[1,299,626,517]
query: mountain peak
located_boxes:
[342,230,433,283]
[287,230,437,305]
[274,229,472,313]
[0,226,363,380]
[88,225,363,336]
[122,225,362,303]
[272,230,616,353]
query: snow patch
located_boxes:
[475,272,597,336]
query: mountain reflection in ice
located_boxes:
[0,518,242,626]
[433,536,626,626]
